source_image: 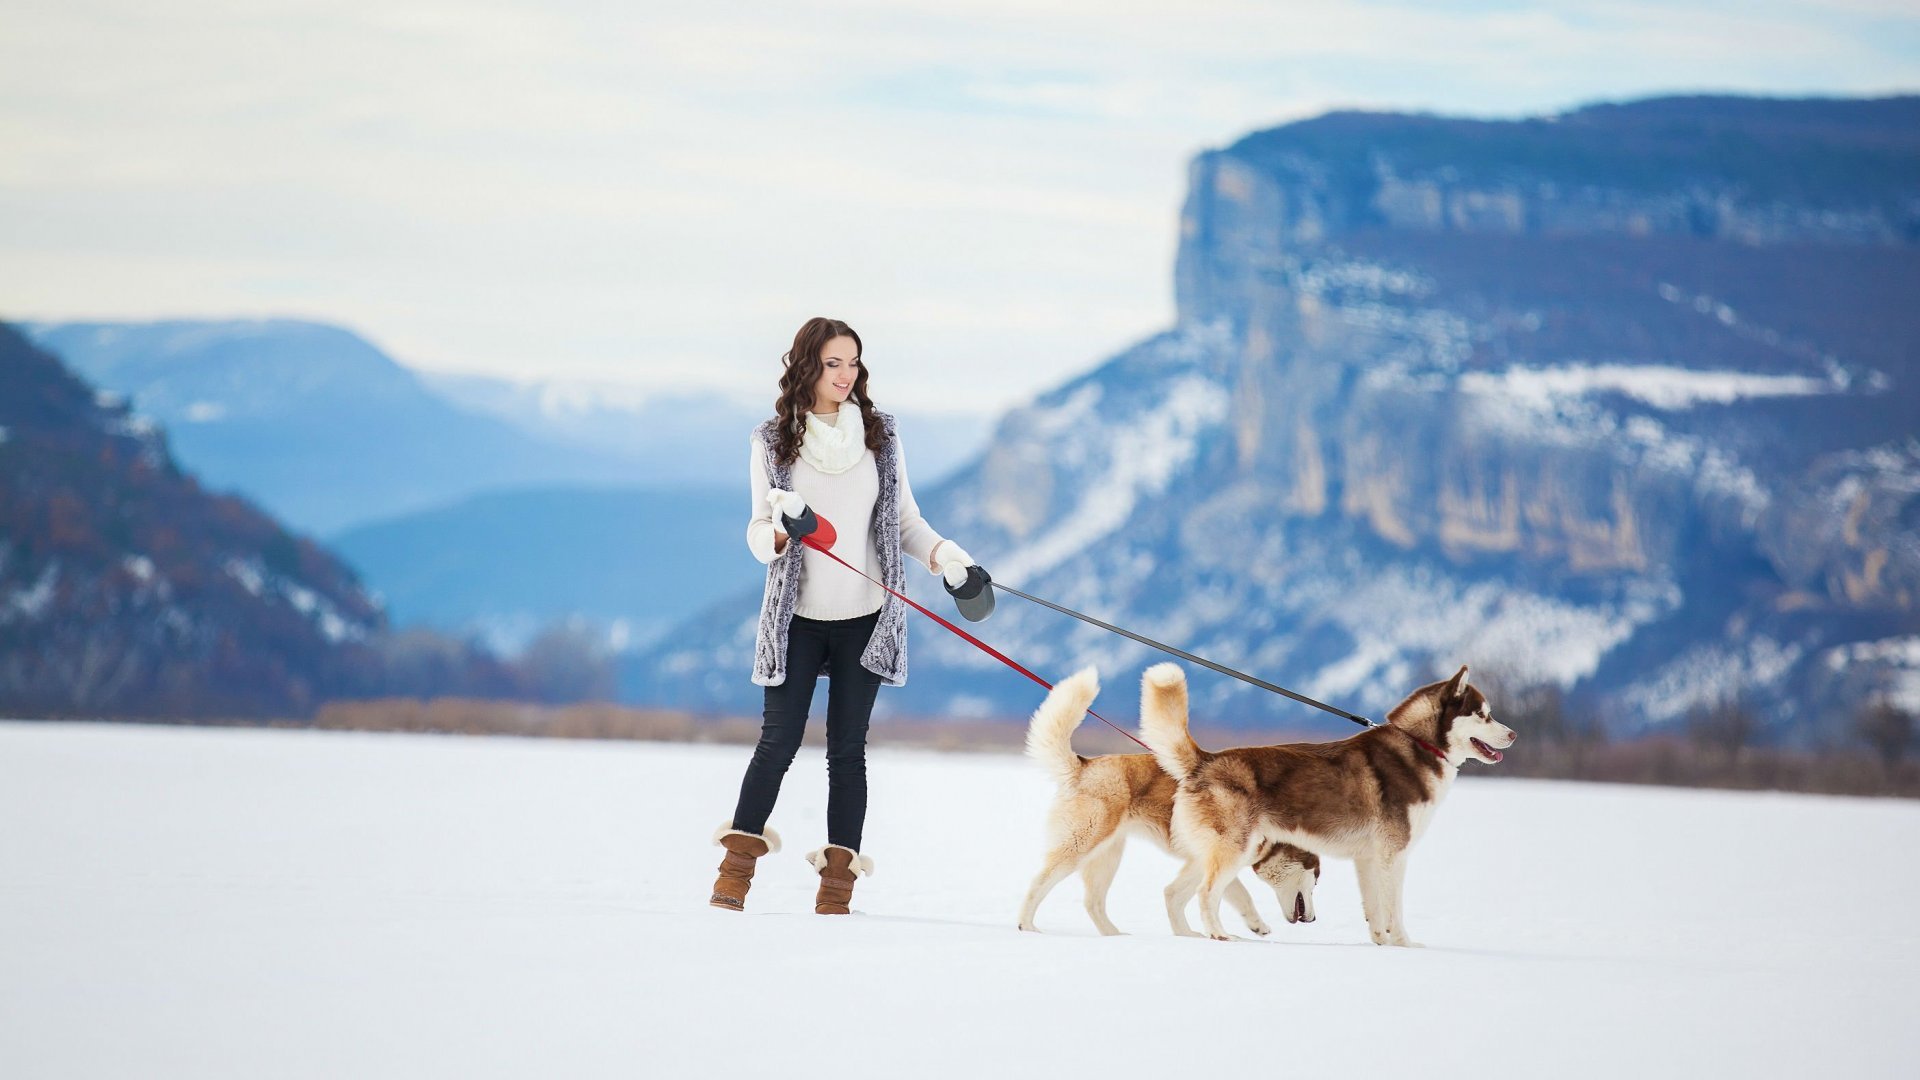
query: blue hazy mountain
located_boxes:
[625,94,1920,745]
[21,320,993,654]
[18,319,648,535]
[416,370,993,494]
[326,484,746,657]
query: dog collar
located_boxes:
[1401,728,1451,764]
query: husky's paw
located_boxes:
[1017,922,1038,933]
[1171,927,1205,939]
[1369,928,1393,946]
[1207,932,1236,942]
[1246,920,1272,937]
[1096,926,1127,937]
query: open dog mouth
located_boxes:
[1471,737,1504,763]
[1292,893,1309,923]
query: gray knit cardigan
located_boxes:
[750,409,910,688]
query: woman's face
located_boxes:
[811,334,861,411]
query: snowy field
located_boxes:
[3,720,1917,1079]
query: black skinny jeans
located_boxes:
[730,609,883,851]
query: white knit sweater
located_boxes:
[746,413,955,620]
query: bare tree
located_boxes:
[517,618,616,705]
[1855,698,1914,770]
[1686,696,1757,765]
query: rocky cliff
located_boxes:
[633,95,1920,743]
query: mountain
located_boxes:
[625,94,1920,745]
[0,320,556,718]
[346,378,991,654]
[18,319,644,535]
[0,321,392,717]
[326,484,749,656]
[20,320,993,646]
[415,370,994,492]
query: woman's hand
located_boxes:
[936,541,994,621]
[768,488,818,541]
[934,540,975,586]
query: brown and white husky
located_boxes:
[1139,661,1515,945]
[1017,667,1320,936]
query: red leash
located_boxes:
[797,534,1152,750]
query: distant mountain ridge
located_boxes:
[414,370,992,490]
[327,483,749,656]
[19,318,646,535]
[21,320,992,649]
[627,94,1920,744]
[0,322,388,716]
[20,319,994,538]
[1205,94,1920,249]
[0,320,583,717]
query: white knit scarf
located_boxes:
[799,405,866,474]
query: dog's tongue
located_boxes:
[1473,738,1504,763]
[1294,893,1306,923]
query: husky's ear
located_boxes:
[1444,665,1470,703]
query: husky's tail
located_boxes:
[1140,662,1204,781]
[1025,666,1099,787]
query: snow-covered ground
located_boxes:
[3,720,1916,1079]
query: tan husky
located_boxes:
[1140,661,1514,945]
[1017,667,1321,936]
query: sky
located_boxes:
[3,1,1917,415]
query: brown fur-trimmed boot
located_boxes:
[804,843,874,915]
[709,821,781,911]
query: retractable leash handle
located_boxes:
[942,563,995,622]
[779,505,836,551]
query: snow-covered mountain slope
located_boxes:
[1,720,1912,1078]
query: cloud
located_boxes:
[2,1,1916,413]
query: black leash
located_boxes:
[796,516,1376,732]
[985,578,1375,729]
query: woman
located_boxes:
[709,316,981,915]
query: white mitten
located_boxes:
[935,540,975,586]
[767,488,808,521]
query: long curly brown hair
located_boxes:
[768,316,885,467]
